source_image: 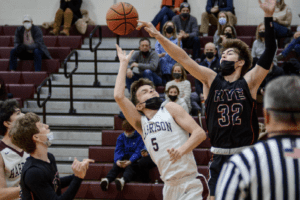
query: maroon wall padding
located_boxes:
[57,36,82,49]
[0,36,12,47]
[6,84,35,100]
[22,72,48,90]
[102,130,123,146]
[42,36,58,47]
[47,47,71,61]
[200,36,214,48]
[0,59,9,71]
[193,149,212,165]
[237,36,254,48]
[0,72,22,84]
[114,115,124,130]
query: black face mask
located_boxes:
[166,26,174,34]
[141,51,150,56]
[168,95,177,102]
[144,97,162,110]
[259,32,265,38]
[206,52,214,59]
[181,13,189,19]
[220,60,236,76]
[225,32,232,38]
[173,73,182,79]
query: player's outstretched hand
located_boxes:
[116,44,134,64]
[258,0,275,17]
[167,148,183,164]
[72,157,94,179]
[81,158,95,171]
[136,20,160,38]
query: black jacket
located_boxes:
[206,0,235,15]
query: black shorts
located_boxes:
[208,154,232,196]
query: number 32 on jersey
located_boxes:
[217,103,243,127]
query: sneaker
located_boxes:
[115,177,125,191]
[100,178,109,191]
[276,53,285,61]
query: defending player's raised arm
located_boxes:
[137,21,217,88]
[165,102,206,163]
[244,0,276,98]
[114,45,143,134]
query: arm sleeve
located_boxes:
[218,0,234,12]
[206,0,213,14]
[114,135,125,163]
[60,175,74,188]
[128,52,139,68]
[188,17,198,38]
[24,167,82,200]
[256,17,277,70]
[67,0,82,13]
[138,52,159,71]
[129,134,144,163]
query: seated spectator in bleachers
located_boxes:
[213,11,231,45]
[277,29,300,61]
[191,42,220,115]
[216,25,237,57]
[151,0,184,32]
[100,120,144,192]
[172,2,200,60]
[162,85,189,113]
[252,22,278,67]
[137,146,156,183]
[200,0,237,37]
[0,99,27,200]
[273,0,293,39]
[50,0,83,36]
[155,21,182,85]
[126,38,161,92]
[165,63,191,112]
[9,15,52,72]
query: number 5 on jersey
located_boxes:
[151,138,159,151]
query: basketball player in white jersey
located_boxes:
[0,99,28,200]
[114,45,209,200]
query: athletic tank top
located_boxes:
[0,141,29,187]
[205,74,259,148]
[141,106,198,182]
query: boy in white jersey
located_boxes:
[114,45,209,200]
[0,99,27,200]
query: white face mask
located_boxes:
[23,22,32,30]
[297,26,300,32]
[44,132,54,147]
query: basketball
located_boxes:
[106,2,139,36]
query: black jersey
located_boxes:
[20,153,82,200]
[205,74,259,148]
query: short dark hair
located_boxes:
[122,120,135,133]
[165,85,180,95]
[139,38,151,46]
[0,99,19,136]
[10,112,40,154]
[221,39,252,77]
[130,78,155,106]
[180,2,190,12]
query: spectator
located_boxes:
[151,0,185,32]
[200,0,237,36]
[0,78,7,100]
[191,42,220,115]
[165,63,191,112]
[273,0,293,39]
[9,15,52,72]
[100,120,144,192]
[155,21,182,85]
[276,29,300,61]
[137,146,156,183]
[126,38,162,92]
[50,0,83,36]
[252,22,278,67]
[162,85,189,113]
[0,99,27,200]
[172,2,200,60]
[9,112,94,200]
[212,11,232,46]
[216,25,237,57]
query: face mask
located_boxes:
[144,97,162,110]
[225,32,232,38]
[23,22,32,30]
[297,26,300,32]
[206,52,214,59]
[141,51,149,56]
[44,132,54,147]
[181,13,189,19]
[220,60,236,76]
[166,26,174,34]
[168,95,178,102]
[219,17,227,26]
[259,32,265,38]
[173,73,182,79]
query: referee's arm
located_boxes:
[215,160,248,200]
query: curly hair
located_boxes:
[0,99,19,136]
[10,112,40,154]
[130,78,155,106]
[221,39,253,77]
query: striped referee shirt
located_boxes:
[215,135,300,200]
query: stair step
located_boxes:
[52,74,117,86]
[70,49,131,60]
[51,131,102,145]
[48,147,88,162]
[60,62,120,73]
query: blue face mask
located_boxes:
[219,17,227,26]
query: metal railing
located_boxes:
[37,77,52,124]
[63,49,78,114]
[89,25,102,87]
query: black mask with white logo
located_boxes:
[206,52,214,59]
[173,73,182,79]
[166,26,174,34]
[144,97,162,110]
[220,60,236,76]
[168,95,178,102]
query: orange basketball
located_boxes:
[106,2,139,36]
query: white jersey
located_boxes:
[141,106,198,183]
[0,141,29,188]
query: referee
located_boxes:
[215,76,300,200]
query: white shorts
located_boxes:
[163,175,209,200]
